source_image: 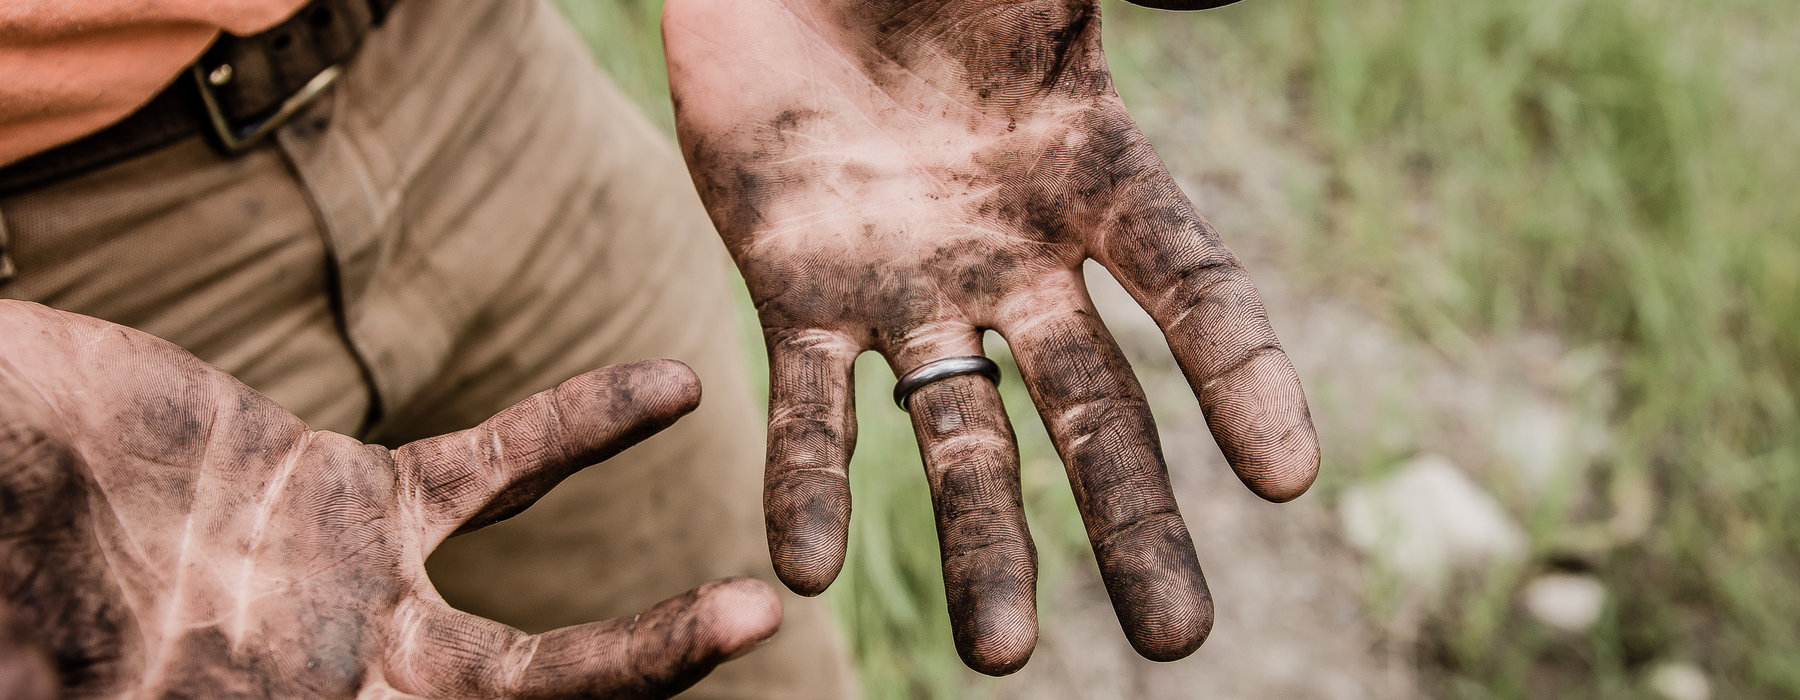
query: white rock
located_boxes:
[1340,454,1528,594]
[1648,662,1711,700]
[1522,573,1606,633]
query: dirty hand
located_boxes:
[665,0,1317,674]
[0,301,778,699]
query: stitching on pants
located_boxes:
[271,94,389,436]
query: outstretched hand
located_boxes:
[665,0,1317,674]
[0,301,778,699]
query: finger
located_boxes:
[1093,166,1319,502]
[395,359,701,544]
[389,578,781,699]
[891,330,1038,676]
[762,329,860,596]
[999,297,1211,661]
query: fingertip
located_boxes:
[939,517,1039,676]
[621,358,703,418]
[1119,569,1213,663]
[1126,600,1213,662]
[955,608,1037,676]
[1256,482,1311,504]
[694,577,783,660]
[1200,345,1321,504]
[1252,464,1318,505]
[1098,513,1214,663]
[1242,426,1321,504]
[763,469,850,597]
[554,358,704,441]
[770,548,842,597]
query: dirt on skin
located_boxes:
[0,304,781,698]
[981,49,1424,698]
[666,0,1321,677]
[980,270,1422,700]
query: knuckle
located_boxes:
[1053,394,1145,448]
[1205,342,1286,388]
[927,431,1012,464]
[1092,508,1182,553]
[1155,262,1254,324]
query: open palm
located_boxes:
[0,301,777,698]
[666,0,1316,674]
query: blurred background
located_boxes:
[553,0,1799,697]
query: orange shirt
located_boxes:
[0,0,308,167]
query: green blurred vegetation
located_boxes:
[556,0,1798,696]
[1110,0,1800,697]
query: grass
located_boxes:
[557,0,1799,697]
[1106,0,1800,696]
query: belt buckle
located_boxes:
[191,63,343,154]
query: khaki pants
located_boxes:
[0,1,856,697]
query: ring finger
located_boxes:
[887,326,1038,676]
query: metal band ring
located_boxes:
[893,356,1001,410]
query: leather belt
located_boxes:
[0,0,396,195]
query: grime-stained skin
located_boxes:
[0,301,780,698]
[665,0,1320,674]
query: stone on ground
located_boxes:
[1648,662,1711,700]
[1522,573,1606,633]
[1340,454,1528,595]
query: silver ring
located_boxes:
[893,356,1001,410]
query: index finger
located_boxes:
[394,360,702,545]
[1093,156,1319,502]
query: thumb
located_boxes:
[392,578,782,699]
[522,577,784,698]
